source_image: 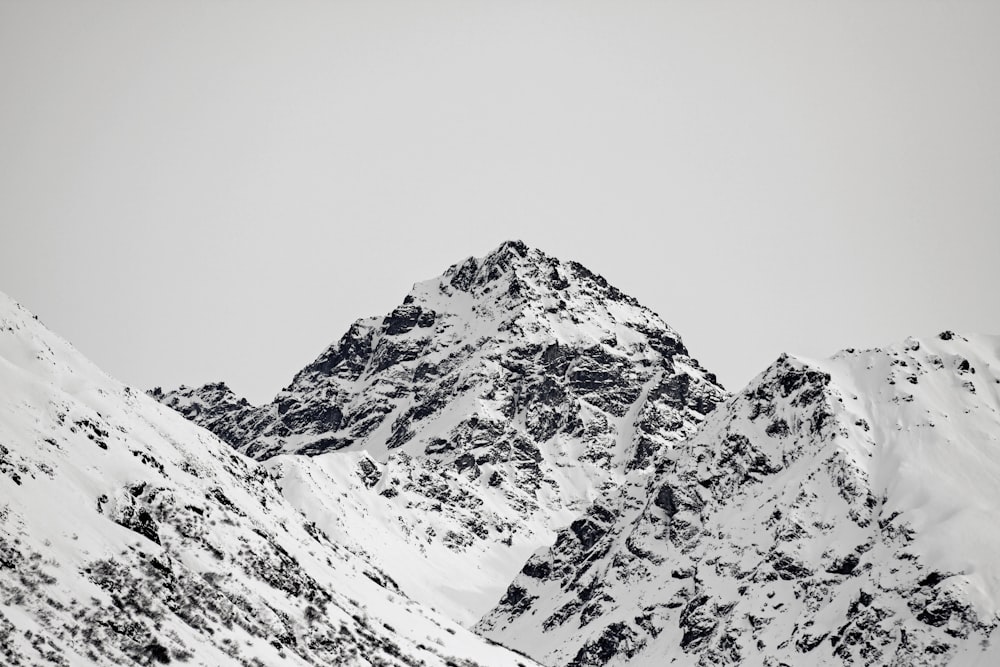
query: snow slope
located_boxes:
[155,241,727,625]
[479,333,1000,666]
[0,291,541,667]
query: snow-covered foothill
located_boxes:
[0,291,541,667]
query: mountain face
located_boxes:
[478,333,1000,667]
[155,241,727,624]
[0,292,542,667]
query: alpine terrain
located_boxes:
[15,239,997,667]
[479,333,1000,666]
[0,291,542,667]
[153,240,728,625]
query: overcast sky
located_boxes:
[2,0,998,403]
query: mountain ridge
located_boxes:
[479,332,1000,666]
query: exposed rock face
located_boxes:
[478,335,1000,666]
[155,241,726,624]
[148,382,263,451]
[0,292,541,667]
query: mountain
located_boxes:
[0,291,541,667]
[478,333,1000,666]
[153,241,728,624]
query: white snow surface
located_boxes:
[479,333,1000,666]
[0,291,541,667]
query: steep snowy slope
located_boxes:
[0,292,541,667]
[480,334,1000,666]
[155,241,727,624]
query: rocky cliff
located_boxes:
[479,333,1000,666]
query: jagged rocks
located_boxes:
[653,484,679,517]
[356,456,381,488]
[825,553,860,576]
[109,487,161,545]
[570,518,607,551]
[383,304,435,335]
[678,596,718,651]
[768,551,813,581]
[569,622,643,667]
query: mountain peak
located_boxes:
[159,243,718,460]
[150,245,726,622]
[441,240,546,294]
[413,242,644,335]
[490,238,531,262]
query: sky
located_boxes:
[1,0,999,404]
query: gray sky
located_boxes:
[2,0,998,404]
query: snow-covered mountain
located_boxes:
[479,333,1000,666]
[0,291,542,667]
[154,241,727,624]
